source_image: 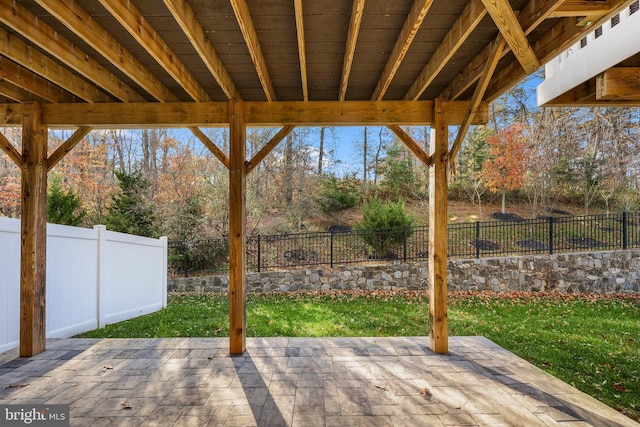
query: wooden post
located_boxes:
[429,98,448,354]
[20,102,48,357]
[228,100,247,355]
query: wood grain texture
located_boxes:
[164,0,240,100]
[339,0,366,101]
[228,100,247,355]
[404,0,487,101]
[47,127,93,172]
[294,0,309,101]
[0,103,24,125]
[20,102,48,357]
[481,0,540,74]
[0,0,144,102]
[429,99,448,354]
[387,125,431,167]
[373,0,435,101]
[0,27,113,103]
[0,57,79,103]
[230,0,277,101]
[35,0,178,103]
[596,68,640,100]
[246,125,295,173]
[99,0,210,102]
[442,0,560,100]
[0,129,23,167]
[36,101,488,127]
[190,127,230,169]
[551,0,610,16]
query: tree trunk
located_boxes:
[284,133,294,206]
[363,127,368,187]
[501,190,506,214]
[318,127,325,175]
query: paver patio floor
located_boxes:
[0,336,637,426]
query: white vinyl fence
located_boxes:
[0,218,167,353]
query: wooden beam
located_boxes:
[230,0,277,102]
[31,101,488,128]
[34,0,176,103]
[481,0,540,74]
[387,125,431,167]
[0,28,113,103]
[294,0,309,101]
[339,0,366,101]
[244,101,489,126]
[551,0,610,17]
[404,0,487,100]
[0,57,79,103]
[442,0,560,100]
[0,0,144,103]
[0,104,24,126]
[372,0,435,101]
[485,0,633,101]
[163,0,240,101]
[20,102,48,357]
[596,67,640,100]
[0,130,23,168]
[99,0,210,102]
[543,78,640,106]
[449,36,506,165]
[189,127,230,169]
[429,98,448,354]
[47,127,93,172]
[228,100,247,355]
[246,125,295,173]
[40,102,230,128]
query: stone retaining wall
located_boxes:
[168,249,640,294]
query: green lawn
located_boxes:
[77,291,640,421]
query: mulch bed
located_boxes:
[566,237,605,248]
[489,212,525,222]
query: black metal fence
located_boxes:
[168,212,640,277]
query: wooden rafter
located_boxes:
[596,67,640,100]
[47,127,93,172]
[0,0,144,103]
[230,0,277,102]
[449,36,506,165]
[404,0,487,101]
[163,0,240,101]
[0,80,43,103]
[442,0,561,100]
[189,127,230,169]
[246,125,296,173]
[481,0,540,74]
[294,0,309,101]
[372,0,435,101]
[0,57,79,103]
[0,129,22,167]
[35,0,177,102]
[388,125,432,167]
[339,0,366,101]
[98,0,210,102]
[0,28,113,103]
[484,0,633,101]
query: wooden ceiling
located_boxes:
[0,0,634,109]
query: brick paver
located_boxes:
[0,336,638,426]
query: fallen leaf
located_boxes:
[4,384,29,389]
[120,401,134,409]
[420,387,432,401]
[613,383,630,393]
